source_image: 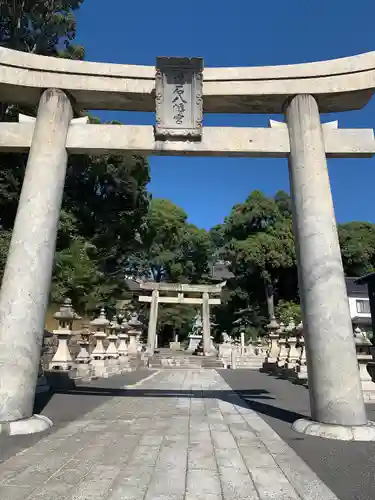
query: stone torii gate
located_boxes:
[1,48,375,439]
[138,280,226,355]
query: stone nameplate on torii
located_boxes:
[154,56,203,141]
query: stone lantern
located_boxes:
[90,308,110,360]
[262,315,280,372]
[276,322,288,372]
[118,318,129,355]
[90,308,117,378]
[285,319,299,375]
[127,312,143,356]
[354,326,375,399]
[36,329,53,393]
[106,315,120,359]
[75,323,92,379]
[49,298,75,371]
[118,317,131,371]
[295,322,308,383]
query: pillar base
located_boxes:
[293,418,375,441]
[0,414,53,436]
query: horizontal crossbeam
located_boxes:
[139,295,221,305]
[0,123,374,158]
[137,281,226,293]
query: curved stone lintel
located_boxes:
[293,418,375,441]
[0,414,53,436]
[1,47,375,112]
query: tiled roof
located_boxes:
[124,278,141,292]
[345,277,369,298]
[209,262,235,281]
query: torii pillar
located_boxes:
[202,291,214,356]
[286,94,369,438]
[147,290,159,353]
[0,89,73,435]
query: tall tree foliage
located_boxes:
[210,189,375,337]
[338,222,375,277]
[126,198,212,284]
[125,198,213,345]
[0,0,151,314]
[211,190,298,336]
[0,0,84,58]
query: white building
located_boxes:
[345,277,371,327]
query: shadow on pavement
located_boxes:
[220,369,375,500]
[51,386,272,399]
[49,385,304,425]
[0,370,151,464]
[33,390,55,415]
[240,397,305,423]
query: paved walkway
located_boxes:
[222,369,375,500]
[0,369,339,500]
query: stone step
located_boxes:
[202,359,226,368]
[148,358,203,368]
[148,355,225,369]
[234,366,261,370]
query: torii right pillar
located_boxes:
[286,94,375,440]
[202,291,211,355]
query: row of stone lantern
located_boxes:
[46,299,144,381]
[262,317,375,397]
[262,318,307,383]
[353,325,375,401]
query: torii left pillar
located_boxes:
[0,89,73,435]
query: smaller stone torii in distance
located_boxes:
[138,280,226,356]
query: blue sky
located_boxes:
[76,1,375,230]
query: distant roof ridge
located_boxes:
[355,272,375,285]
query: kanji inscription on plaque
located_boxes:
[154,57,203,140]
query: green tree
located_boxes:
[211,191,297,334]
[224,190,281,240]
[275,300,302,325]
[127,198,211,283]
[210,190,375,336]
[338,222,375,277]
[0,0,84,58]
[225,191,296,304]
[0,1,151,314]
[51,237,104,312]
[65,151,150,283]
[228,217,296,288]
[209,224,226,251]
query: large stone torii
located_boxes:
[138,280,226,355]
[0,48,375,439]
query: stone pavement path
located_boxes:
[221,369,375,500]
[0,369,339,500]
[1,370,152,464]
